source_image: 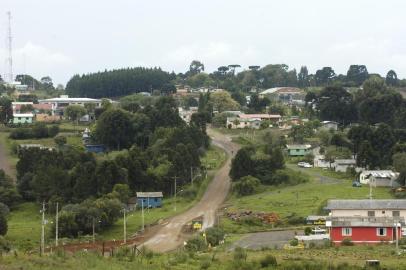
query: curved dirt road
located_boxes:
[142,128,239,252]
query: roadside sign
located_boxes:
[192,220,202,230]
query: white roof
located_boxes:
[360,170,397,178]
[12,102,33,105]
[39,97,101,103]
[321,121,338,124]
[13,113,34,117]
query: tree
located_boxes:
[298,66,310,87]
[210,91,240,112]
[314,67,336,86]
[357,140,379,169]
[346,65,368,86]
[393,153,406,186]
[64,105,86,126]
[228,64,241,76]
[386,70,398,86]
[40,76,54,90]
[54,135,67,148]
[189,60,205,76]
[233,175,260,196]
[230,147,255,180]
[94,109,135,150]
[0,97,12,125]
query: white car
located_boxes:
[297,162,306,167]
[302,163,313,168]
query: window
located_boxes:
[382,211,385,214]
[18,117,21,120]
[377,228,387,236]
[342,227,352,236]
[393,211,400,217]
[367,211,375,217]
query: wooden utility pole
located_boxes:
[40,201,45,255]
[55,202,59,247]
[123,208,127,244]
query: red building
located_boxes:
[327,216,403,245]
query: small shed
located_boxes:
[136,192,163,208]
[12,113,34,124]
[85,144,106,153]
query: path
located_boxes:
[141,128,239,252]
[287,164,341,185]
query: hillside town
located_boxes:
[1,1,406,270]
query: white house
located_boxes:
[359,170,399,187]
[226,114,281,129]
[320,121,338,131]
[178,107,198,124]
[39,95,102,116]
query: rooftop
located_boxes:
[13,113,34,117]
[39,96,101,103]
[286,144,312,150]
[360,170,398,178]
[326,199,406,210]
[238,114,281,119]
[136,192,163,198]
[327,216,404,227]
[260,87,304,95]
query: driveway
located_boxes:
[229,230,303,250]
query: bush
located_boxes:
[233,175,260,196]
[304,227,312,236]
[286,213,304,225]
[200,259,211,270]
[341,238,354,246]
[205,227,225,246]
[9,123,60,140]
[233,247,247,261]
[290,238,299,246]
[259,254,277,268]
[0,212,7,236]
[0,236,10,254]
[185,237,207,252]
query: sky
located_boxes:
[0,0,406,85]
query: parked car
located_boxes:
[297,162,306,167]
[302,163,312,168]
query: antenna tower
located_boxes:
[6,11,13,83]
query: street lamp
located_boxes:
[174,189,184,212]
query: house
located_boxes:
[38,95,102,116]
[320,121,338,131]
[313,155,331,168]
[11,113,34,124]
[259,87,305,103]
[325,199,406,220]
[331,159,356,173]
[179,107,198,123]
[326,216,403,245]
[306,215,327,225]
[226,114,281,129]
[136,192,163,208]
[286,144,312,156]
[85,144,106,153]
[359,170,399,187]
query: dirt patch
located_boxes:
[0,138,14,179]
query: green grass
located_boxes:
[5,202,44,250]
[201,145,227,170]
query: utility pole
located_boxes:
[40,201,45,255]
[123,208,127,244]
[92,218,95,243]
[55,202,59,247]
[141,199,145,231]
[190,167,193,185]
[6,11,13,83]
[173,176,178,212]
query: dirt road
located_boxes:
[141,128,239,252]
[229,230,304,250]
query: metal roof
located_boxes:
[286,144,312,150]
[39,97,101,103]
[136,192,163,198]
[327,216,404,227]
[326,199,406,210]
[13,113,34,117]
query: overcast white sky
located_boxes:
[1,0,405,85]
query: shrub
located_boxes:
[233,175,260,196]
[0,212,7,236]
[341,238,354,246]
[290,238,299,246]
[286,213,304,225]
[54,135,67,147]
[304,227,312,236]
[205,227,225,246]
[0,236,10,254]
[185,237,207,252]
[233,247,247,261]
[200,259,211,270]
[259,254,277,268]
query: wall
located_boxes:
[331,209,406,219]
[331,226,400,244]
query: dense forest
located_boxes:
[65,67,176,98]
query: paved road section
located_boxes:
[229,230,303,250]
[142,128,239,252]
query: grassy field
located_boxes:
[0,244,405,269]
